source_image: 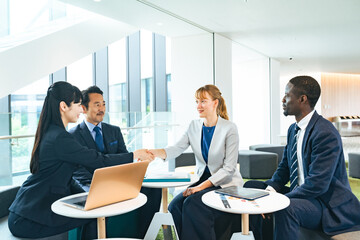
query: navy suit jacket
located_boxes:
[266,111,360,234]
[9,124,133,227]
[69,121,133,186]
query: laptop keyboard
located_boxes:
[73,200,87,207]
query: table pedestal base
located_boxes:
[144,212,179,240]
[230,231,255,240]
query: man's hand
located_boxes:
[133,149,155,162]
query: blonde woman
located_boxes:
[150,84,243,240]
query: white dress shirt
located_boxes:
[296,110,315,186]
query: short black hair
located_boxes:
[81,86,103,109]
[289,76,321,109]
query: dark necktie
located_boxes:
[94,126,105,153]
[290,125,301,191]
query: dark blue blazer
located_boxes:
[68,121,132,186]
[9,124,133,227]
[266,111,360,234]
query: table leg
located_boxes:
[97,217,106,239]
[230,214,254,239]
[241,214,249,235]
[161,188,174,240]
[162,188,168,213]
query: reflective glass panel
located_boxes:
[140,30,154,112]
[109,38,127,114]
[10,76,48,174]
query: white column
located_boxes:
[270,59,281,144]
[232,43,271,149]
[171,33,214,139]
[214,34,233,120]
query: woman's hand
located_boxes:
[182,180,214,197]
[148,149,167,160]
[183,186,202,197]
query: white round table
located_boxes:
[202,189,290,240]
[51,192,147,239]
[142,173,199,213]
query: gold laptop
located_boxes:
[61,161,149,211]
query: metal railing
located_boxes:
[0,111,181,178]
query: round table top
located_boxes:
[142,173,199,188]
[202,189,290,215]
[51,192,147,219]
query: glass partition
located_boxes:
[0,111,181,185]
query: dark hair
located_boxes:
[81,86,103,109]
[30,81,82,174]
[289,76,321,108]
[195,84,229,120]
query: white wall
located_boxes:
[170,33,213,144]
[232,42,271,149]
[214,34,233,120]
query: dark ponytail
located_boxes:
[30,82,82,174]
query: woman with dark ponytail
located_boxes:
[149,84,243,240]
[8,82,135,239]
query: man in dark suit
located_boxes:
[69,86,161,238]
[246,76,360,240]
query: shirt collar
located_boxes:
[297,110,315,130]
[84,120,102,132]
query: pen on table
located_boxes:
[219,194,231,208]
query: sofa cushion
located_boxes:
[0,186,20,218]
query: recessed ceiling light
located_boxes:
[157,22,163,26]
[94,0,101,2]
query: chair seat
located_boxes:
[249,144,285,163]
[348,152,360,178]
[299,227,360,240]
[238,150,278,179]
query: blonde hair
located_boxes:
[195,84,229,120]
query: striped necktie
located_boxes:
[94,126,105,153]
[290,125,301,191]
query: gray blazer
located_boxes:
[165,117,243,188]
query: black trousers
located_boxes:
[168,172,241,240]
[8,212,96,239]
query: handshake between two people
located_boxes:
[133,148,167,162]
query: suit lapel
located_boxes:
[79,121,97,150]
[197,119,206,164]
[302,111,319,154]
[207,117,222,164]
[101,123,110,152]
[301,111,320,176]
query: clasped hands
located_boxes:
[133,149,155,162]
[133,148,166,162]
